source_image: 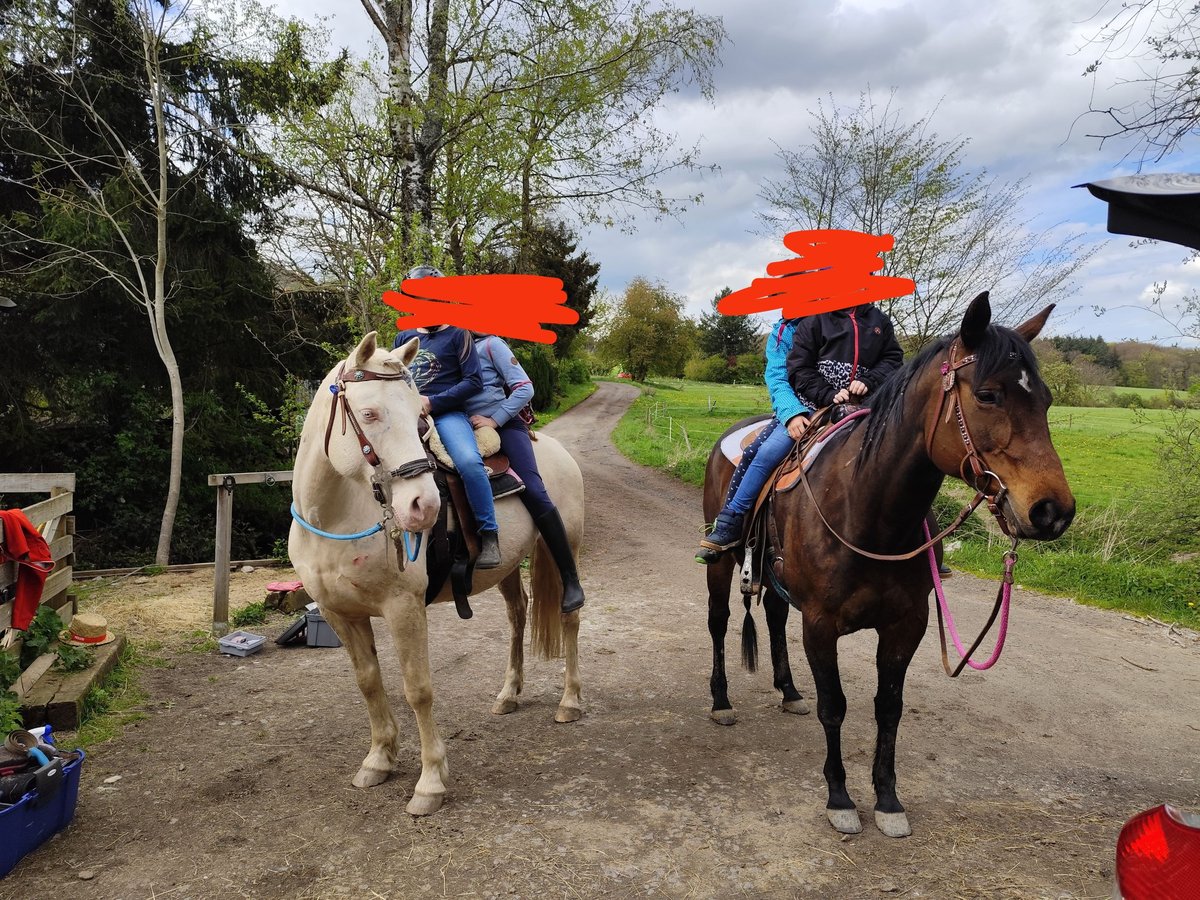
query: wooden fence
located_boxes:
[1,472,77,644]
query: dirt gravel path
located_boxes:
[5,381,1199,899]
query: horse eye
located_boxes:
[361,409,377,421]
[974,390,999,405]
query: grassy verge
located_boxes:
[74,641,166,750]
[611,377,1200,627]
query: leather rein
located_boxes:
[792,339,1020,677]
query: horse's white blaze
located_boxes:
[1018,369,1032,394]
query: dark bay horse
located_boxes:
[701,293,1075,837]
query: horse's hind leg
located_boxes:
[555,607,583,724]
[380,598,449,816]
[802,619,860,834]
[319,608,400,788]
[492,569,526,716]
[707,554,737,725]
[871,618,924,838]
[763,589,808,715]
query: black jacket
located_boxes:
[786,305,903,410]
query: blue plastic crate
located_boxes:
[0,750,85,878]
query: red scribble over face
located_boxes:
[718,229,915,319]
[383,274,578,344]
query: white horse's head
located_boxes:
[323,332,440,533]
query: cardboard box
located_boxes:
[0,751,84,878]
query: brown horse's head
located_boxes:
[925,292,1075,541]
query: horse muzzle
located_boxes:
[1008,494,1075,541]
[392,482,441,533]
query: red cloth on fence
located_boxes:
[0,508,55,631]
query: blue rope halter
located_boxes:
[290,502,422,561]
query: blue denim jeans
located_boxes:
[435,411,498,533]
[724,418,796,516]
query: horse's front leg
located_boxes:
[381,597,448,816]
[871,617,924,838]
[707,555,737,725]
[802,618,859,833]
[763,589,808,715]
[492,570,526,715]
[320,607,400,788]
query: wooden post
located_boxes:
[213,480,233,635]
[207,471,294,634]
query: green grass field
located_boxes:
[611,378,1200,627]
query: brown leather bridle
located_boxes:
[795,338,1016,563]
[322,362,435,509]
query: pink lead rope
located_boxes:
[924,520,1013,671]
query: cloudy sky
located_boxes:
[278,0,1200,343]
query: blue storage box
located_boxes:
[0,750,85,878]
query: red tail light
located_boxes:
[1115,804,1200,899]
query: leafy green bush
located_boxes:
[559,356,591,385]
[55,643,94,673]
[514,343,560,412]
[231,601,268,627]
[0,652,19,692]
[20,606,65,670]
[684,354,733,383]
[0,692,21,734]
[734,352,766,384]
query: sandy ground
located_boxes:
[3,381,1199,899]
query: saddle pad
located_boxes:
[720,420,770,465]
[426,422,502,470]
[265,581,303,593]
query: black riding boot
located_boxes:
[477,529,501,569]
[533,509,585,614]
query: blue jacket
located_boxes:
[393,325,483,416]
[765,318,811,426]
[465,336,535,427]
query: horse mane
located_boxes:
[857,323,1041,468]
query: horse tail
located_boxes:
[529,536,564,660]
[741,592,758,672]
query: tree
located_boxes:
[507,221,600,359]
[596,278,693,381]
[697,287,760,360]
[0,0,342,563]
[758,92,1093,348]
[268,0,725,321]
[1082,1,1200,160]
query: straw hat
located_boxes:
[59,612,117,646]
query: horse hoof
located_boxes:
[709,708,737,726]
[554,705,583,723]
[492,698,520,715]
[352,767,391,788]
[875,810,911,838]
[781,698,810,715]
[827,808,862,834]
[406,791,444,816]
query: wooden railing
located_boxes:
[0,473,77,637]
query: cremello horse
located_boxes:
[289,333,584,815]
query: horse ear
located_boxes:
[1014,304,1055,342]
[959,292,991,350]
[353,332,379,368]
[391,336,421,368]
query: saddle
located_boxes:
[419,418,525,621]
[737,405,867,605]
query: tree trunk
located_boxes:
[416,0,449,237]
[143,11,184,566]
[369,1,417,238]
